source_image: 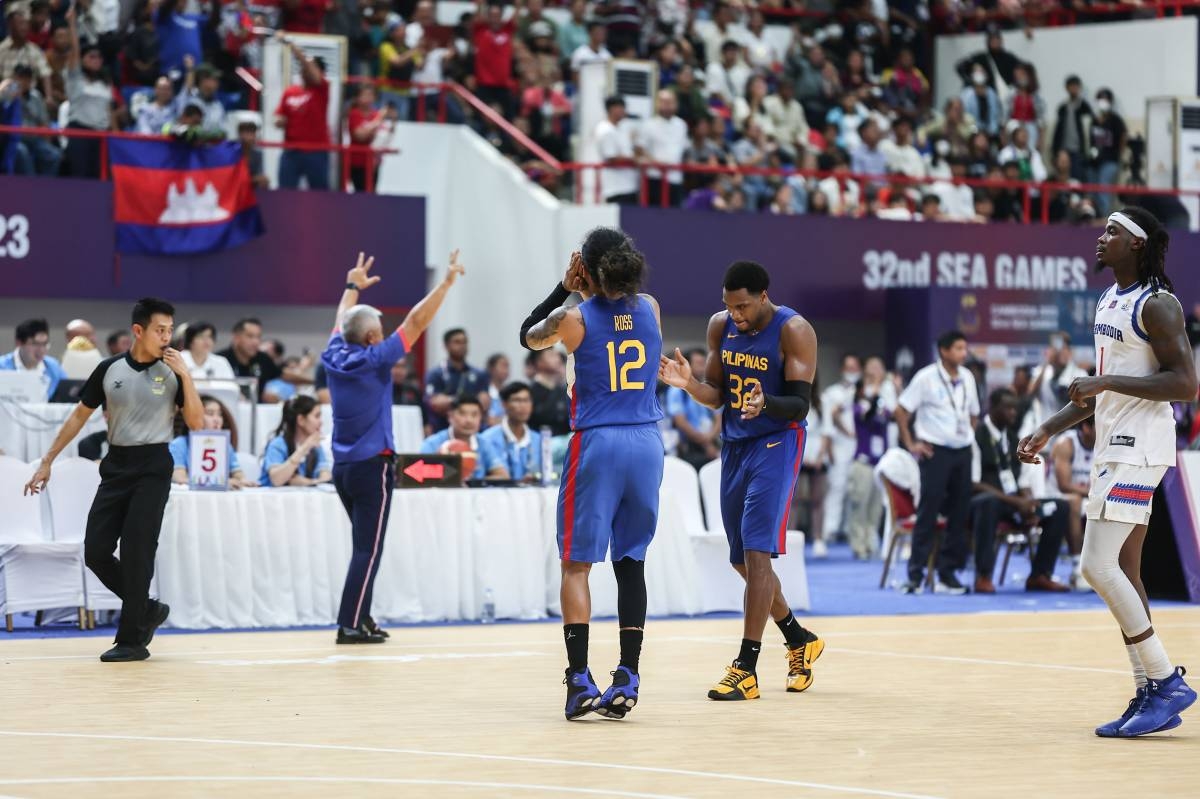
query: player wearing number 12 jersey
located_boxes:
[521,227,664,721]
[660,261,824,701]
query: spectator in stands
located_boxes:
[851,117,887,180]
[479,381,545,481]
[816,150,861,217]
[965,130,993,178]
[653,40,680,88]
[960,63,1001,137]
[182,321,236,382]
[390,356,424,411]
[931,155,975,221]
[472,0,519,117]
[379,17,415,121]
[263,356,305,401]
[518,0,557,46]
[1005,62,1044,150]
[123,0,160,86]
[704,40,750,111]
[485,353,509,425]
[595,0,642,56]
[0,9,53,106]
[955,28,1021,93]
[763,79,809,163]
[844,355,894,559]
[347,84,394,193]
[44,22,70,108]
[990,162,1025,222]
[425,328,490,433]
[84,0,122,78]
[968,387,1068,594]
[880,47,928,117]
[826,90,868,152]
[1047,149,1095,224]
[106,330,130,355]
[155,0,207,80]
[840,49,871,95]
[702,1,744,66]
[786,41,835,129]
[26,1,51,50]
[558,0,589,59]
[217,317,281,400]
[998,121,1047,183]
[733,74,773,138]
[741,8,775,72]
[275,38,331,190]
[135,76,176,134]
[1089,87,1126,216]
[528,348,570,436]
[921,97,974,159]
[420,395,504,480]
[238,119,270,189]
[666,348,721,470]
[570,20,611,81]
[63,7,114,179]
[281,0,329,33]
[0,77,21,174]
[10,64,60,176]
[895,329,978,594]
[262,395,332,486]
[0,318,64,400]
[972,189,994,224]
[1052,75,1093,182]
[919,194,942,221]
[170,396,256,488]
[177,58,227,136]
[595,95,639,205]
[768,182,799,215]
[730,119,771,211]
[636,88,687,207]
[520,62,571,161]
[671,64,706,127]
[881,116,925,180]
[683,172,725,211]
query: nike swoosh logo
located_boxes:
[727,334,738,339]
[766,442,780,449]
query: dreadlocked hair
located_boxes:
[596,241,648,299]
[1119,206,1173,293]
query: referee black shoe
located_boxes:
[100,644,150,662]
[363,615,389,639]
[142,601,171,647]
[336,624,386,644]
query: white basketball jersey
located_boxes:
[1092,282,1178,467]
[1046,429,1094,498]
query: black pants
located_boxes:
[350,165,378,194]
[64,123,103,179]
[645,178,683,208]
[83,444,172,646]
[335,456,396,629]
[908,444,972,581]
[970,494,1068,579]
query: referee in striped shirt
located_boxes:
[25,298,203,662]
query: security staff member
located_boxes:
[895,329,980,595]
[24,298,203,662]
[323,251,465,644]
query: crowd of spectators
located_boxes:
[0,0,1158,221]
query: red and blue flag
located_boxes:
[110,139,265,255]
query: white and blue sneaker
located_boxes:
[1095,688,1181,737]
[1117,667,1196,737]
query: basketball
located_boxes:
[441,438,477,478]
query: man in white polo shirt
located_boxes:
[894,329,979,594]
[594,95,639,205]
[636,89,688,207]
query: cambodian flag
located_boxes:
[110,139,265,255]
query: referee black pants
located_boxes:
[908,444,972,582]
[334,456,396,629]
[84,444,172,646]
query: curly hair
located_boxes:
[595,242,647,298]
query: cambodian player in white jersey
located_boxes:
[1018,207,1198,738]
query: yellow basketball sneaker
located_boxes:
[707,666,760,701]
[785,634,825,693]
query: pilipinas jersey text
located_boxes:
[567,296,664,431]
[720,306,805,442]
[1092,282,1178,467]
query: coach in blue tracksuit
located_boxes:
[322,250,465,644]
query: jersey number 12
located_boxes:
[606,340,646,392]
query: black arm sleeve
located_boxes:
[520,283,572,351]
[78,355,119,410]
[761,379,812,422]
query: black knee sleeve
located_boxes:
[613,557,647,629]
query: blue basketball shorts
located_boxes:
[557,423,664,563]
[720,424,807,564]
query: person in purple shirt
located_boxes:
[844,356,897,559]
[322,250,465,645]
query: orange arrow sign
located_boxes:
[403,459,445,484]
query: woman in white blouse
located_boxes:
[181,321,236,381]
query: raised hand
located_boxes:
[444,249,465,286]
[658,348,692,388]
[346,251,381,291]
[161,347,188,377]
[741,381,764,420]
[24,461,51,496]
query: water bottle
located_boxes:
[481,587,496,624]
[539,426,554,486]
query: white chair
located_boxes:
[699,459,723,532]
[45,458,123,626]
[236,452,261,485]
[0,456,86,631]
[661,456,706,536]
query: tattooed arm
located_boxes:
[525,305,585,351]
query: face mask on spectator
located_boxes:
[972,71,986,86]
[935,140,950,157]
[843,371,861,384]
[1097,98,1111,113]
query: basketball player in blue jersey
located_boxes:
[660,261,824,701]
[521,227,665,721]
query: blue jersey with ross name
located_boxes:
[568,295,664,431]
[720,305,805,442]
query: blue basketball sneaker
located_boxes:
[564,667,601,720]
[1095,688,1182,737]
[594,666,639,719]
[1118,667,1196,737]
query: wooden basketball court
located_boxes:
[2,609,1198,798]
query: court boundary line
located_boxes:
[0,730,947,799]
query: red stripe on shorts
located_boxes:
[560,431,584,560]
[777,425,806,555]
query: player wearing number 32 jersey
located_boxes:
[521,227,664,722]
[660,261,824,703]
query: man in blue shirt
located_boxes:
[665,348,721,470]
[322,250,464,644]
[479,382,544,482]
[424,328,490,432]
[0,318,66,400]
[420,396,507,481]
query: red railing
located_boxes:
[0,124,399,192]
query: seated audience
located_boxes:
[665,348,720,469]
[182,321,236,381]
[0,317,64,400]
[420,396,506,480]
[170,395,257,488]
[479,381,544,482]
[261,396,332,486]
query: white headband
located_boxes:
[1109,212,1148,241]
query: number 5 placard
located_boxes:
[189,430,230,491]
